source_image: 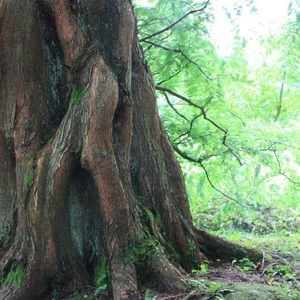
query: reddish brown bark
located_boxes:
[0,1,261,299]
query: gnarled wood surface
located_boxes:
[0,1,261,299]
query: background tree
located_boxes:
[0,1,261,299]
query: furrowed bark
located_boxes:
[0,1,262,299]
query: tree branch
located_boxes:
[273,150,300,185]
[157,69,182,85]
[162,92,190,122]
[156,85,243,165]
[173,143,253,208]
[274,70,286,123]
[155,85,206,110]
[139,0,210,42]
[144,41,211,80]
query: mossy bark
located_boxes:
[0,1,262,299]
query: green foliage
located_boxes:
[181,237,199,269]
[135,0,300,235]
[193,198,300,235]
[232,257,254,272]
[184,277,232,299]
[267,264,292,277]
[74,147,83,159]
[191,260,209,276]
[93,253,110,297]
[1,266,26,288]
[144,289,158,300]
[144,208,156,235]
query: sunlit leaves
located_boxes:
[134,0,300,229]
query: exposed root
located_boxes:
[149,252,187,294]
[194,227,263,262]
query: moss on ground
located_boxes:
[226,282,300,300]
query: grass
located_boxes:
[214,230,300,254]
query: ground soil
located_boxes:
[63,235,300,300]
[148,247,300,299]
[66,245,300,299]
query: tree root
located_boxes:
[194,227,263,262]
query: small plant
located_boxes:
[94,253,110,298]
[184,277,209,292]
[267,264,292,278]
[1,266,26,288]
[184,278,233,299]
[74,147,83,159]
[274,264,292,276]
[191,260,209,276]
[232,257,254,272]
[144,289,158,300]
[128,239,157,265]
[209,282,233,299]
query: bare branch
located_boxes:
[139,0,210,42]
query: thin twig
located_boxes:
[156,85,243,165]
[139,0,210,42]
[144,41,211,80]
[199,160,252,208]
[182,290,200,300]
[155,85,206,110]
[273,150,300,185]
[157,69,182,85]
[172,145,253,208]
[163,93,190,122]
[159,292,190,300]
[227,110,246,127]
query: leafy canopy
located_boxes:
[134,0,300,233]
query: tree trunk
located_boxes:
[0,1,261,299]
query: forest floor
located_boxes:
[141,233,300,299]
[68,233,300,299]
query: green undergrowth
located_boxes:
[93,252,110,298]
[214,230,300,254]
[192,199,300,235]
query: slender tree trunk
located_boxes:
[0,1,261,299]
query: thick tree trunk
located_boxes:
[0,1,261,299]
